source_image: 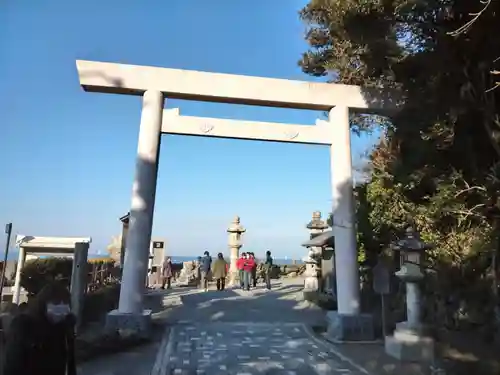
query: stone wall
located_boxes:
[256,263,306,281]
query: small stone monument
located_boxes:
[385,227,435,362]
[177,261,199,287]
[303,211,328,298]
[227,216,246,286]
[373,258,391,338]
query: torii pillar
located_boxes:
[106,90,164,336]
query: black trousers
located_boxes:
[161,277,171,289]
[265,270,271,290]
[216,277,225,291]
[251,268,257,287]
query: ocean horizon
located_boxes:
[0,250,303,265]
[169,255,303,265]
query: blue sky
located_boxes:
[0,0,378,259]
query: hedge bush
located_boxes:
[20,258,74,295]
[20,258,119,324]
[20,257,115,296]
[81,283,120,324]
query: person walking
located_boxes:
[249,252,258,288]
[161,257,173,289]
[242,253,255,291]
[264,250,273,290]
[200,251,212,292]
[212,253,228,291]
[195,256,202,287]
[236,252,247,289]
[3,281,77,375]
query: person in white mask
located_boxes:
[3,281,77,375]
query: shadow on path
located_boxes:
[78,279,325,375]
[167,281,325,325]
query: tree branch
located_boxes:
[454,186,487,198]
[448,0,493,37]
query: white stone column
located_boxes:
[146,241,153,288]
[406,282,421,329]
[229,246,239,285]
[118,90,164,314]
[328,106,360,315]
[12,246,26,305]
[227,216,245,286]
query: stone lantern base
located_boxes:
[385,330,434,362]
[326,311,375,341]
[106,309,153,339]
[229,269,241,286]
[385,322,434,362]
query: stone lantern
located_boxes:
[385,227,435,362]
[227,216,246,286]
[303,211,329,295]
[118,212,130,272]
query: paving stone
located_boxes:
[160,322,364,374]
[80,280,371,375]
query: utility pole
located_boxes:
[0,223,13,302]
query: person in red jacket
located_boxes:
[242,253,256,291]
[236,253,247,289]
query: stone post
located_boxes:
[70,242,89,332]
[385,227,435,362]
[12,245,26,305]
[303,211,328,296]
[227,216,245,286]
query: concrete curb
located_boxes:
[302,323,372,375]
[151,326,176,375]
[322,333,385,345]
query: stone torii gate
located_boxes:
[75,60,395,338]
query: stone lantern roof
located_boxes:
[306,211,329,230]
[119,212,130,224]
[227,216,246,233]
[301,230,334,247]
[392,227,433,253]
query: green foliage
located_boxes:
[300,0,500,327]
[82,284,120,324]
[20,258,115,296]
[20,258,119,325]
[21,258,74,295]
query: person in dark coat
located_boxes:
[212,252,228,291]
[249,252,258,288]
[199,251,212,292]
[161,256,173,289]
[3,281,77,375]
[264,250,273,290]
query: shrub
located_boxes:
[88,257,114,264]
[20,258,73,295]
[82,283,120,324]
[20,257,115,296]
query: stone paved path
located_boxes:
[152,280,369,375]
[79,279,371,375]
[155,322,367,375]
